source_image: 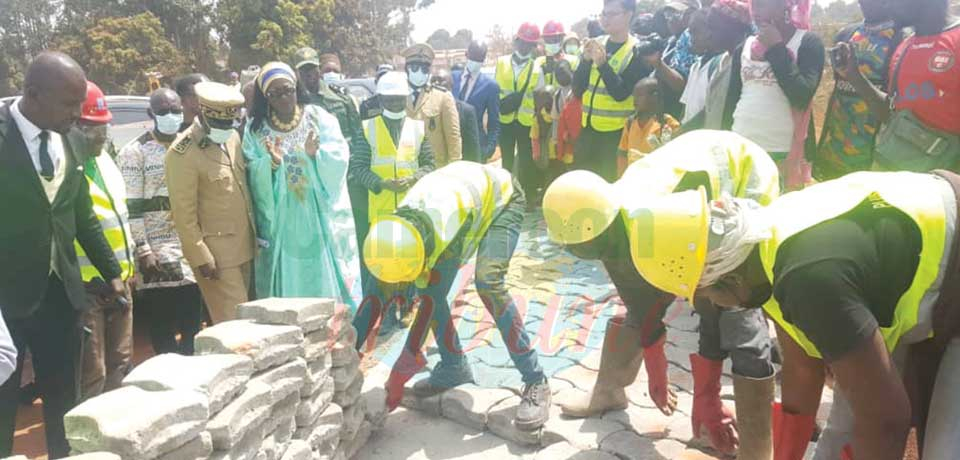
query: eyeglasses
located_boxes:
[601,9,628,18]
[154,108,183,116]
[406,63,431,73]
[266,86,296,99]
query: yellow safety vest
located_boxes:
[536,55,580,88]
[75,154,136,282]
[396,161,514,288]
[760,172,950,358]
[618,131,781,277]
[495,55,541,126]
[582,35,640,132]
[365,116,424,224]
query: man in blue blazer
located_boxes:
[452,41,501,163]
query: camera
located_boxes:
[829,45,848,69]
[636,33,668,58]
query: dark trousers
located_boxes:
[499,121,543,204]
[137,284,204,355]
[0,276,80,458]
[574,127,623,182]
[409,194,545,384]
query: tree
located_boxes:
[486,24,512,60]
[55,12,187,94]
[0,0,59,96]
[426,29,452,49]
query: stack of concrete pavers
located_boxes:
[2,454,122,460]
[325,306,371,460]
[236,298,343,460]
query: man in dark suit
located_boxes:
[0,52,124,458]
[432,69,482,162]
[452,41,501,162]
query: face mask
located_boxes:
[565,44,580,55]
[155,113,183,135]
[323,72,343,84]
[207,127,233,145]
[382,109,406,120]
[465,60,483,75]
[514,51,531,62]
[545,43,562,56]
[408,70,430,88]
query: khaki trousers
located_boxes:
[80,285,134,400]
[195,262,251,324]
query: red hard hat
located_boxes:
[81,81,112,124]
[543,21,565,37]
[516,22,541,43]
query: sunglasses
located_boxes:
[266,86,296,99]
[406,63,431,73]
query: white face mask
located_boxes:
[323,72,343,84]
[408,70,430,88]
[465,60,483,75]
[545,43,562,56]
[565,44,580,55]
[382,109,406,120]
[155,113,183,136]
[207,127,233,145]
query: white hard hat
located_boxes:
[377,71,410,96]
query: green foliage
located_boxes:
[426,28,474,50]
[54,12,187,94]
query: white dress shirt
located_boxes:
[460,69,479,100]
[9,98,67,203]
[0,310,16,386]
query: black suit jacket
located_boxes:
[0,102,121,318]
[456,101,482,163]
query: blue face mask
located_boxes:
[408,70,430,88]
[465,60,483,75]
[207,127,233,145]
[155,112,183,135]
[323,72,343,84]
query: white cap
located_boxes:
[377,71,410,96]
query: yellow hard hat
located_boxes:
[627,187,709,300]
[543,170,619,245]
[363,216,426,284]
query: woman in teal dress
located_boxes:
[243,62,362,310]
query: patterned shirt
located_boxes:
[665,30,697,78]
[116,132,197,289]
[818,21,902,180]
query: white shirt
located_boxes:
[0,310,16,386]
[680,57,713,124]
[9,98,65,177]
[460,69,479,100]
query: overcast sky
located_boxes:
[410,0,853,42]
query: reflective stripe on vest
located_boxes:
[396,161,514,287]
[365,116,423,224]
[759,172,950,358]
[582,35,640,132]
[75,154,136,282]
[495,55,541,127]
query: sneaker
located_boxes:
[515,378,551,431]
[412,359,475,398]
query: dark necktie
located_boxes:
[39,130,54,180]
[460,74,472,100]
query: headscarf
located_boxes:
[256,62,297,93]
[698,194,771,288]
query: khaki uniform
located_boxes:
[407,85,462,168]
[165,122,255,323]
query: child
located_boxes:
[530,86,555,170]
[616,77,680,178]
[555,61,582,173]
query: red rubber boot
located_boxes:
[690,353,739,456]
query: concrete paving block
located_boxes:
[249,358,307,403]
[566,450,620,460]
[325,309,355,340]
[237,298,335,332]
[541,408,627,450]
[316,403,343,427]
[294,422,340,451]
[486,396,542,447]
[332,364,360,392]
[63,454,122,460]
[340,420,372,460]
[600,432,688,460]
[258,434,279,460]
[303,330,332,363]
[264,392,301,435]
[340,398,366,441]
[330,342,360,369]
[302,354,332,397]
[195,320,305,371]
[1,456,28,460]
[155,431,213,460]
[398,379,442,417]
[332,373,363,408]
[554,361,599,392]
[270,417,297,447]
[64,386,208,459]
[296,376,334,427]
[278,440,312,460]
[359,386,387,429]
[208,421,265,460]
[208,380,274,450]
[122,353,253,415]
[440,385,514,431]
[533,442,583,460]
[600,404,674,439]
